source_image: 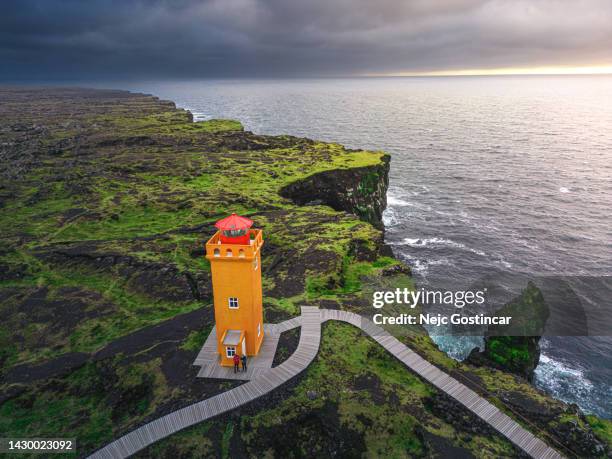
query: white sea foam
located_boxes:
[411,259,428,274]
[382,208,399,227]
[428,258,453,266]
[398,254,429,275]
[434,209,470,219]
[387,195,412,207]
[559,187,570,193]
[535,353,595,409]
[387,194,432,211]
[537,354,587,380]
[497,258,512,268]
[394,237,486,256]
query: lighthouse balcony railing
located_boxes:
[206,229,263,259]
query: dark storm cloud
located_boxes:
[1,0,611,80]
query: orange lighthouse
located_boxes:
[205,214,264,366]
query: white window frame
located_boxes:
[226,346,236,358]
[228,297,239,309]
[253,256,258,270]
[258,322,261,337]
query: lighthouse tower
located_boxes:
[205,214,264,366]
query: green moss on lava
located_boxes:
[473,282,549,380]
[587,416,612,449]
[0,88,607,458]
[139,322,519,458]
[485,336,532,368]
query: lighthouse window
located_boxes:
[226,346,236,358]
[253,257,258,270]
[228,297,239,308]
[258,322,261,337]
[224,229,246,238]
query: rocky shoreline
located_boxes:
[0,87,609,457]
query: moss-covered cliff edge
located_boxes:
[0,87,610,458]
[280,156,390,229]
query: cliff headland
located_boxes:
[0,87,609,457]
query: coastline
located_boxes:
[178,96,611,421]
[0,86,609,457]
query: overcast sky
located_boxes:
[1,0,612,81]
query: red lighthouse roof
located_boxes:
[215,213,253,231]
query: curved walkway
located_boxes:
[320,309,564,459]
[89,307,564,459]
[88,307,320,459]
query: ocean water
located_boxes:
[118,77,612,418]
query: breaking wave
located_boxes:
[534,353,600,415]
[393,237,486,256]
[387,195,412,207]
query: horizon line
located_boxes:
[365,64,612,77]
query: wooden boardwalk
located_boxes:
[88,308,565,459]
[319,309,565,459]
[88,307,321,459]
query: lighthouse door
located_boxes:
[241,338,246,356]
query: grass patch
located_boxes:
[587,415,612,448]
[181,328,211,351]
[221,421,234,459]
[306,256,410,299]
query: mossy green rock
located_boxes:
[468,282,549,381]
